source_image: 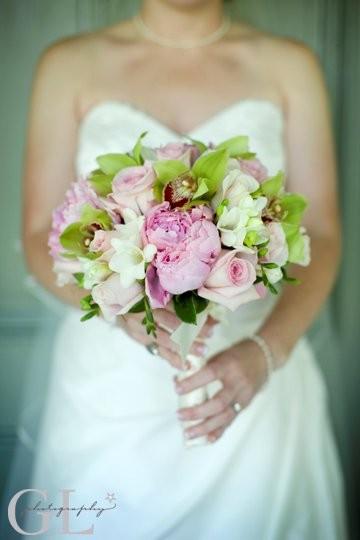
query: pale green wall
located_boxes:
[0,0,359,536]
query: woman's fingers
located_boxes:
[207,427,226,443]
[174,362,219,394]
[183,407,235,440]
[154,308,180,332]
[177,388,235,421]
[129,330,184,369]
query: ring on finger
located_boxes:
[231,401,242,414]
[146,342,159,356]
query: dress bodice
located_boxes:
[75,99,286,178]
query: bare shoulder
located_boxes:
[238,24,326,106]
[35,20,135,82]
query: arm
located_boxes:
[22,40,85,308]
[259,44,341,367]
[175,43,341,441]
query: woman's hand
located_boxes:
[175,339,270,443]
[118,306,218,370]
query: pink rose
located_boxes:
[92,274,143,322]
[156,248,211,295]
[155,142,199,167]
[239,158,268,182]
[198,249,261,310]
[187,219,221,264]
[112,162,156,216]
[144,202,193,250]
[262,222,288,266]
[145,264,172,309]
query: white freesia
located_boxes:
[80,259,112,290]
[212,169,260,210]
[114,208,145,248]
[264,266,283,284]
[216,193,268,249]
[109,239,157,288]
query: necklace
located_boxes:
[133,12,231,50]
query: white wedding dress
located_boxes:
[27,100,347,539]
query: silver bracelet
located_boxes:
[246,334,275,383]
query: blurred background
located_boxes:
[0,0,359,537]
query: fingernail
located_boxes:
[175,385,184,394]
[207,435,216,443]
[195,343,208,355]
[177,410,186,420]
[184,430,194,439]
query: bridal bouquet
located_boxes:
[49,133,310,357]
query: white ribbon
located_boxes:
[170,305,228,448]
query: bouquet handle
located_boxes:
[176,354,209,448]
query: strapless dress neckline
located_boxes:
[78,98,284,138]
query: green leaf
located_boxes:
[185,136,207,155]
[132,131,148,165]
[192,294,209,314]
[153,159,189,184]
[60,222,88,256]
[74,272,85,288]
[261,171,284,197]
[96,153,137,175]
[280,193,308,225]
[192,149,229,195]
[268,282,279,295]
[89,169,114,197]
[173,292,197,325]
[128,297,146,313]
[80,294,93,311]
[80,204,112,230]
[80,294,100,321]
[281,266,301,285]
[262,262,279,269]
[192,178,209,199]
[217,135,249,157]
[80,309,99,322]
[238,151,257,160]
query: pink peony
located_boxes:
[111,162,156,216]
[156,248,211,295]
[92,273,143,321]
[262,222,288,266]
[144,202,193,250]
[198,249,261,310]
[189,205,214,222]
[239,158,268,182]
[155,142,200,167]
[145,264,172,309]
[48,178,100,258]
[187,219,221,264]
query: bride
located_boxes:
[21,0,347,538]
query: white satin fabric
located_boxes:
[29,100,347,539]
